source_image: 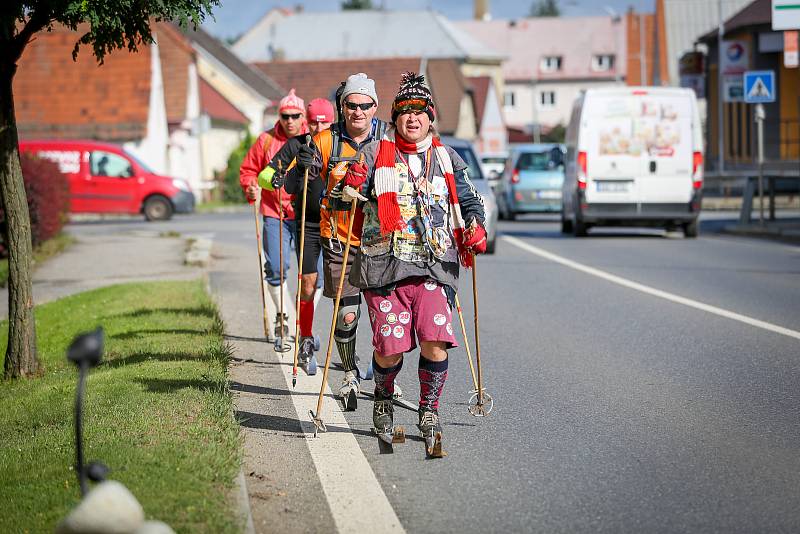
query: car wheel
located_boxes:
[573,214,588,237]
[485,235,496,254]
[143,195,173,221]
[561,211,573,233]
[683,219,699,238]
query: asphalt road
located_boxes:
[69,211,800,533]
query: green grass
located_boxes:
[0,232,75,288]
[0,280,242,533]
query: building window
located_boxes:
[504,90,516,108]
[592,54,615,72]
[540,56,562,73]
[539,91,556,108]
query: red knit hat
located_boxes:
[306,98,334,123]
[279,89,305,114]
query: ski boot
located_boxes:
[273,312,290,352]
[418,407,446,458]
[298,336,317,376]
[373,393,405,450]
[338,370,360,411]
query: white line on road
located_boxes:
[503,235,800,341]
[280,356,405,533]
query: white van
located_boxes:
[561,87,704,237]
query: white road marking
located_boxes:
[280,354,405,533]
[502,235,800,341]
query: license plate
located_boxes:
[596,181,632,193]
[534,190,561,199]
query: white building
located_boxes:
[457,16,628,138]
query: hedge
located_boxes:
[0,152,71,257]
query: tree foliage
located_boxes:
[222,132,254,204]
[529,0,560,17]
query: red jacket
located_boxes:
[240,122,306,219]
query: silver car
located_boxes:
[441,136,499,254]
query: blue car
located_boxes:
[499,144,565,220]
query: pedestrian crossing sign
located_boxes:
[743,70,776,103]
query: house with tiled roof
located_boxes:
[253,57,478,139]
[233,9,503,67]
[457,16,627,138]
[468,76,507,157]
[15,22,285,199]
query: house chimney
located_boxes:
[474,0,490,21]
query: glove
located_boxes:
[296,144,322,179]
[462,218,487,255]
[257,166,279,190]
[343,161,368,190]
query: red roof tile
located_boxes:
[200,77,249,125]
[14,24,151,141]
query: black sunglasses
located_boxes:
[280,113,302,120]
[344,101,375,111]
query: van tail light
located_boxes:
[577,151,588,190]
[692,151,703,189]
[511,169,520,184]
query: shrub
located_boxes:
[222,131,254,204]
[0,152,70,257]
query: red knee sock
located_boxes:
[299,299,314,337]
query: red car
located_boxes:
[19,140,194,221]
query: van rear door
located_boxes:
[582,90,694,205]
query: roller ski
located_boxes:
[273,312,290,352]
[418,407,446,459]
[373,394,405,452]
[360,387,414,411]
[338,370,360,411]
[297,336,318,375]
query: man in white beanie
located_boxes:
[288,73,402,410]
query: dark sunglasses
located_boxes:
[280,113,302,120]
[344,101,375,111]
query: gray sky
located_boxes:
[202,0,655,41]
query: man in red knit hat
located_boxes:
[240,88,308,341]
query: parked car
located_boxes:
[479,152,508,184]
[561,87,703,237]
[497,144,565,220]
[441,137,498,254]
[19,139,195,221]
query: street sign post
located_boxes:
[743,70,776,226]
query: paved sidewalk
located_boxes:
[1,227,202,319]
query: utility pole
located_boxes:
[639,10,647,84]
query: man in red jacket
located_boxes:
[240,89,309,340]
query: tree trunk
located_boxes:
[0,62,39,379]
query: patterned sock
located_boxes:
[418,355,448,411]
[373,355,403,398]
[299,299,314,337]
[335,337,357,372]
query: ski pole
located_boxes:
[292,136,312,387]
[310,200,358,435]
[275,163,290,353]
[252,192,269,339]
[454,294,479,393]
[468,253,493,416]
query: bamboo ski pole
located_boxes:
[275,171,290,353]
[468,253,493,416]
[291,137,312,387]
[252,195,269,339]
[454,294,479,393]
[310,200,358,435]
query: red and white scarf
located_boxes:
[374,127,472,267]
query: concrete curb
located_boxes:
[235,470,256,534]
[722,224,800,242]
[184,237,213,267]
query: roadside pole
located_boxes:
[755,103,765,226]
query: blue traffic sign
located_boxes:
[743,70,776,103]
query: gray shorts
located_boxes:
[322,240,361,299]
